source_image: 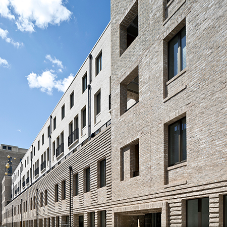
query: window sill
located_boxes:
[125,101,139,113]
[166,67,187,86]
[163,0,186,25]
[68,139,79,149]
[166,0,174,8]
[56,152,64,160]
[167,161,187,171]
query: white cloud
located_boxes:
[0,0,72,32]
[0,0,15,20]
[27,71,74,95]
[46,54,63,69]
[0,57,9,67]
[0,28,23,48]
[17,129,21,133]
[55,73,74,92]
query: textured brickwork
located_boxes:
[111,0,227,226]
[2,0,227,226]
[3,126,111,227]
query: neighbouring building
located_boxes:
[0,144,27,225]
[2,0,227,226]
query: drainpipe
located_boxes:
[36,189,38,227]
[49,115,52,169]
[31,145,33,185]
[69,166,72,227]
[88,54,92,137]
[12,205,13,227]
[21,199,22,227]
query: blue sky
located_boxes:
[0,0,110,149]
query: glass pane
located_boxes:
[90,212,95,227]
[201,198,209,227]
[181,117,187,161]
[169,122,180,166]
[187,199,198,227]
[168,35,178,80]
[86,168,90,192]
[100,159,106,187]
[181,27,186,70]
[101,211,106,227]
[224,196,227,227]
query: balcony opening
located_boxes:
[120,0,138,55]
[120,66,139,115]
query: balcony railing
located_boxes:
[26,177,29,184]
[68,129,79,146]
[56,143,64,158]
[22,181,25,187]
[35,167,39,176]
[41,161,46,171]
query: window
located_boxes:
[82,107,86,129]
[119,0,138,55]
[40,192,43,207]
[168,117,186,166]
[73,173,78,196]
[187,198,209,227]
[53,117,56,130]
[120,66,139,115]
[38,141,40,150]
[168,26,186,80]
[120,140,139,180]
[30,198,32,210]
[82,73,87,93]
[53,141,55,157]
[42,134,44,145]
[48,126,50,138]
[8,146,11,150]
[74,116,79,141]
[89,212,95,227]
[99,159,106,188]
[34,146,35,156]
[62,180,66,200]
[61,104,65,120]
[45,190,47,206]
[96,52,102,75]
[68,121,73,146]
[224,195,227,227]
[85,167,90,192]
[55,184,58,202]
[95,91,101,116]
[99,211,106,227]
[79,216,84,227]
[33,196,36,209]
[2,145,6,149]
[70,91,74,109]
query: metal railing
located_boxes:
[56,143,64,157]
[68,128,79,146]
[35,167,39,176]
[41,161,46,171]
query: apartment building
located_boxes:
[2,0,227,226]
[2,23,111,227]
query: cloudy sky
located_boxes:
[0,0,110,149]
